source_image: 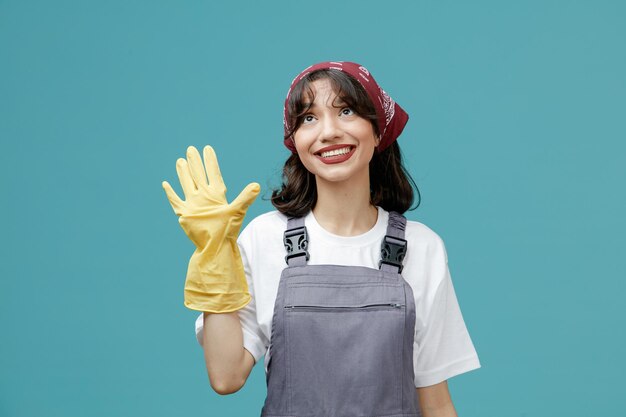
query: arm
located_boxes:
[417,381,457,417]
[202,311,255,395]
[410,233,480,413]
[162,145,260,394]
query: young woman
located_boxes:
[162,61,480,417]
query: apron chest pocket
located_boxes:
[284,302,406,416]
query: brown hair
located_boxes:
[271,69,420,217]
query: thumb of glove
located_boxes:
[231,182,261,212]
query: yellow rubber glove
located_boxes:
[162,145,260,313]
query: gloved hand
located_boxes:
[162,145,260,313]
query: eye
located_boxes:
[341,107,355,116]
[302,114,316,124]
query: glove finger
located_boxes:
[186,145,209,189]
[176,158,196,198]
[162,181,184,216]
[231,182,260,212]
[202,145,227,194]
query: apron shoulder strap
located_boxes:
[284,211,408,271]
[284,216,309,266]
[379,211,408,273]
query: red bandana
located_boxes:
[283,61,409,153]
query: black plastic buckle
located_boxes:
[379,235,407,273]
[283,226,310,264]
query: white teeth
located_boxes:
[320,147,351,158]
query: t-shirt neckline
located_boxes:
[304,206,388,246]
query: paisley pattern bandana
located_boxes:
[283,61,409,153]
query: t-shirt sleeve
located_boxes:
[194,223,269,365]
[413,236,481,387]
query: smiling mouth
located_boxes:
[316,146,354,158]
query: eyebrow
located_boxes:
[301,99,348,108]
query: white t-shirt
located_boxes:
[195,207,480,387]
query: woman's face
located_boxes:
[293,78,379,186]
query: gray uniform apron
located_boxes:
[261,211,421,417]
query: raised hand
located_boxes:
[162,145,260,313]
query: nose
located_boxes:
[318,114,341,142]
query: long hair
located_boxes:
[271,69,420,217]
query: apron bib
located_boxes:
[261,212,421,417]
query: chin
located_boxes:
[314,168,369,185]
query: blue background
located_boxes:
[1,1,625,416]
